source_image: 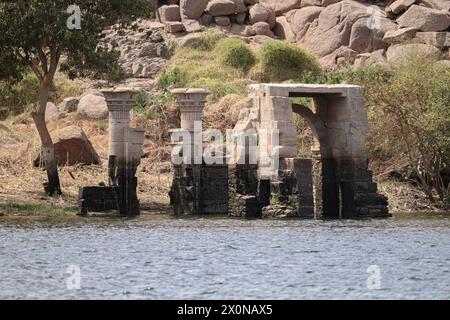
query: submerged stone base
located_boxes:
[79,181,140,216]
[169,158,389,219]
[169,163,229,215]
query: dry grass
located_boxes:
[203,94,242,133]
[377,179,445,213]
[0,115,172,215]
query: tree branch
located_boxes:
[14,48,44,81]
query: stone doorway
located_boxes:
[248,84,389,218]
[169,84,389,218]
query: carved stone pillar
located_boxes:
[170,88,211,215]
[102,89,143,216]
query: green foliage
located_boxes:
[160,34,250,102]
[0,71,84,116]
[258,40,323,82]
[134,90,148,113]
[0,0,151,85]
[158,67,185,91]
[214,38,256,72]
[186,29,226,51]
[342,54,450,203]
[97,119,106,134]
[0,203,78,216]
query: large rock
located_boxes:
[77,93,108,120]
[388,0,416,15]
[301,0,340,7]
[45,102,60,122]
[183,19,203,32]
[273,16,296,42]
[165,21,184,33]
[157,5,181,23]
[261,0,302,15]
[386,43,442,62]
[215,15,231,26]
[354,49,387,67]
[436,60,450,68]
[207,0,236,16]
[298,1,377,57]
[245,21,275,37]
[349,16,396,53]
[180,0,210,20]
[232,0,248,14]
[412,32,450,49]
[34,125,100,167]
[321,46,359,69]
[382,27,417,44]
[397,5,450,32]
[249,3,276,29]
[288,6,322,36]
[420,0,450,12]
[297,1,397,57]
[62,97,79,113]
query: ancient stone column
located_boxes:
[170,88,210,215]
[102,90,135,182]
[102,89,140,215]
[172,88,209,134]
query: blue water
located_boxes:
[0,214,449,299]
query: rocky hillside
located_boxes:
[154,0,449,68]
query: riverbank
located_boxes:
[0,170,446,217]
[0,116,447,217]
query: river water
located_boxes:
[0,213,449,300]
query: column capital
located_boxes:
[101,88,138,112]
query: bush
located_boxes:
[158,67,185,91]
[214,38,256,72]
[258,40,323,82]
[0,71,84,116]
[345,53,450,204]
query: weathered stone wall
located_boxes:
[228,164,260,217]
[170,163,229,215]
[169,84,389,218]
[238,84,389,218]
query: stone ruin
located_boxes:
[79,89,146,216]
[169,84,389,218]
[76,83,388,218]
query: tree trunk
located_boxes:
[32,82,62,196]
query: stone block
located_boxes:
[158,5,181,23]
[164,21,184,33]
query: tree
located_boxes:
[358,54,450,205]
[0,0,151,195]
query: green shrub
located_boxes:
[134,90,148,113]
[214,38,256,72]
[0,71,84,116]
[346,53,450,204]
[158,67,185,91]
[258,40,323,82]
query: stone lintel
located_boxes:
[248,84,363,98]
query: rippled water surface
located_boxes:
[0,213,449,299]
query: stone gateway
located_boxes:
[169,84,389,218]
